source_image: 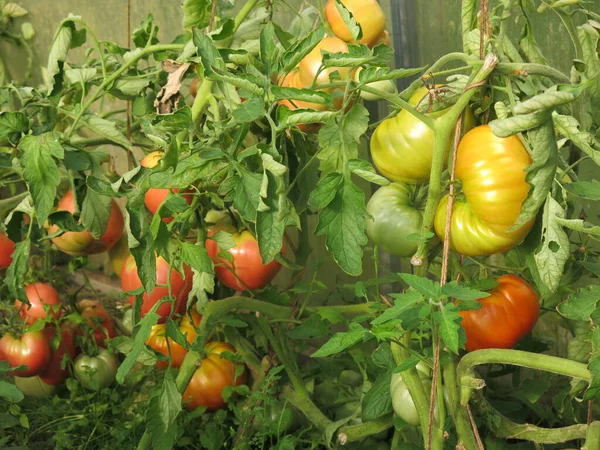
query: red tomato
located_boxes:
[0,331,51,377]
[460,275,540,351]
[325,0,387,48]
[206,224,283,291]
[49,191,124,256]
[183,342,247,411]
[0,231,15,268]
[120,254,193,321]
[14,282,62,325]
[77,299,117,348]
[39,325,76,385]
[145,310,201,368]
[140,151,193,224]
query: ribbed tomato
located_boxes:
[182,342,247,411]
[0,331,51,377]
[74,349,118,391]
[0,230,15,268]
[121,254,193,321]
[77,299,116,347]
[324,0,387,47]
[206,224,283,291]
[14,375,57,398]
[39,325,76,385]
[49,191,124,256]
[14,282,62,325]
[146,310,201,368]
[140,151,193,224]
[460,275,540,351]
[434,125,533,256]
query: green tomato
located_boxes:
[390,362,434,427]
[338,370,363,387]
[74,349,118,391]
[366,182,425,257]
[121,308,134,335]
[254,400,300,435]
[14,376,57,399]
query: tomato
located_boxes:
[14,282,62,325]
[390,362,434,426]
[460,275,539,352]
[39,325,76,385]
[121,308,134,335]
[0,230,15,268]
[366,182,425,257]
[145,310,201,368]
[74,349,118,391]
[14,375,57,398]
[121,254,193,321]
[434,125,534,256]
[140,151,193,224]
[370,87,474,183]
[206,223,283,291]
[49,191,124,256]
[0,331,51,377]
[182,341,247,411]
[324,0,387,48]
[77,299,117,347]
[253,400,300,435]
[108,234,130,277]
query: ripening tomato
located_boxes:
[140,151,193,224]
[14,375,57,398]
[370,87,474,183]
[324,0,387,47]
[0,331,51,377]
[74,349,118,391]
[0,230,15,268]
[182,342,247,411]
[14,282,62,325]
[460,275,540,351]
[366,182,425,257]
[77,299,116,347]
[49,191,124,256]
[146,310,202,368]
[108,234,130,277]
[434,125,534,256]
[206,224,283,291]
[121,254,193,321]
[39,325,76,385]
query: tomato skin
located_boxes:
[74,349,118,391]
[434,125,534,256]
[390,363,434,426]
[140,151,193,224]
[108,234,130,277]
[366,182,424,257]
[460,275,539,352]
[14,283,62,325]
[0,331,51,377]
[182,342,247,411]
[14,376,57,398]
[324,0,387,47]
[49,191,124,256]
[77,299,117,347]
[206,224,283,291]
[121,254,193,321]
[0,230,15,268]
[146,311,201,368]
[39,325,76,385]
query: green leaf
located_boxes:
[0,112,29,145]
[557,285,600,321]
[308,173,343,209]
[182,0,211,29]
[180,242,213,274]
[6,240,30,301]
[361,372,393,421]
[83,114,133,151]
[582,262,600,278]
[534,195,569,293]
[555,217,600,236]
[372,343,395,369]
[259,23,278,76]
[563,181,600,200]
[313,177,369,276]
[3,3,28,18]
[489,110,552,138]
[433,303,464,354]
[371,291,424,326]
[289,315,330,339]
[512,91,576,115]
[81,189,112,239]
[357,66,425,84]
[47,20,76,94]
[311,322,369,358]
[399,273,442,299]
[132,14,158,48]
[323,45,394,69]
[332,0,362,42]
[280,27,325,74]
[219,169,261,222]
[317,103,369,174]
[392,356,420,374]
[278,109,337,128]
[442,281,489,301]
[112,77,151,98]
[348,159,390,186]
[578,24,600,125]
[0,380,24,402]
[19,133,63,226]
[568,332,591,363]
[65,68,97,85]
[553,113,600,165]
[271,86,332,105]
[232,97,265,122]
[584,358,600,401]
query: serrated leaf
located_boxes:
[259,23,278,75]
[358,66,425,84]
[555,217,600,236]
[81,189,112,239]
[442,281,490,301]
[557,285,600,321]
[311,322,368,357]
[219,169,261,222]
[112,77,151,97]
[392,356,420,374]
[232,97,265,122]
[371,291,423,326]
[83,114,133,150]
[182,0,211,30]
[512,91,576,115]
[280,28,325,74]
[399,273,442,299]
[348,159,389,186]
[6,240,30,302]
[180,242,213,273]
[584,358,600,401]
[289,315,330,339]
[563,181,600,200]
[0,380,24,402]
[489,110,552,138]
[433,303,464,354]
[65,68,97,85]
[47,21,74,94]
[553,113,600,165]
[332,0,362,42]
[361,372,392,421]
[0,112,29,145]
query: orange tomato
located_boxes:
[14,282,62,325]
[324,0,387,48]
[146,310,202,368]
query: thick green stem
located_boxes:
[337,415,394,445]
[191,79,214,122]
[457,349,590,406]
[584,422,600,450]
[471,392,588,444]
[233,0,259,32]
[280,385,332,432]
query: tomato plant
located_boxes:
[76,299,116,347]
[0,230,15,268]
[182,342,247,411]
[14,282,62,325]
[145,310,201,368]
[121,254,192,320]
[0,331,51,377]
[48,191,124,256]
[74,349,118,391]
[39,325,76,385]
